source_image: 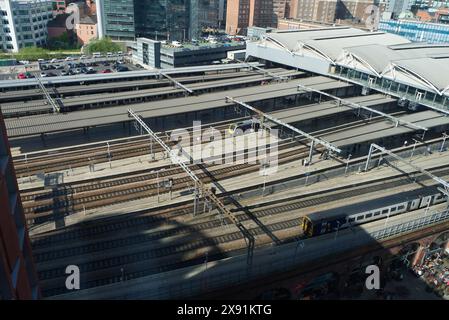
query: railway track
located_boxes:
[22,140,306,220]
[12,103,406,177]
[32,166,449,297]
[21,111,411,223]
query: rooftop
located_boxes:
[247,27,449,110]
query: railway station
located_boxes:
[1,27,449,300]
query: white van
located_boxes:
[171,41,182,47]
[93,52,101,57]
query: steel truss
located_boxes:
[235,59,288,82]
[297,84,428,134]
[159,72,194,95]
[225,96,342,163]
[128,108,255,266]
[365,143,449,197]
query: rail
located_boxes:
[128,108,254,264]
[56,205,449,300]
[365,143,449,196]
[225,96,342,163]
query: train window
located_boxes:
[391,207,397,212]
[365,213,372,218]
[373,211,380,216]
[397,205,405,210]
[348,217,355,223]
[356,215,364,221]
[382,209,389,214]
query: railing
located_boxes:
[372,209,449,240]
[331,68,449,115]
[55,205,449,300]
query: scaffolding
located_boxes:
[225,96,342,163]
[36,76,60,113]
[365,143,449,197]
[297,84,429,134]
[127,108,254,266]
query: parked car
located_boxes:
[17,73,27,79]
[116,65,129,72]
[86,69,97,74]
[25,72,35,78]
[47,65,56,70]
[60,70,69,76]
[40,72,48,78]
[47,72,57,77]
[56,65,65,70]
[101,69,112,73]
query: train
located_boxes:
[228,120,261,136]
[300,186,447,238]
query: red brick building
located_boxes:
[75,15,97,45]
[226,0,282,35]
[0,112,40,299]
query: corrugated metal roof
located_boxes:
[4,77,350,137]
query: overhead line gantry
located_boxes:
[297,84,429,135]
[365,143,449,197]
[127,108,255,266]
[158,72,194,95]
[225,96,342,163]
[235,59,288,82]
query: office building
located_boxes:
[96,0,135,41]
[134,37,245,68]
[225,0,277,35]
[97,0,221,42]
[0,0,53,52]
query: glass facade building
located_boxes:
[97,0,221,42]
[379,19,449,43]
[97,0,135,41]
[134,0,190,41]
[0,0,53,52]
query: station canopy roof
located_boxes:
[259,27,449,95]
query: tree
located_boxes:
[15,47,51,61]
[85,37,122,54]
